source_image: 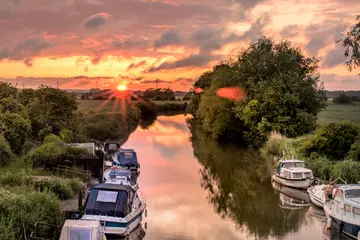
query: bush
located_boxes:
[28,142,64,167]
[331,160,360,183]
[0,171,33,187]
[0,188,63,239]
[300,122,359,160]
[333,93,351,104]
[346,134,360,161]
[59,129,73,143]
[0,135,12,166]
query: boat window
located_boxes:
[345,189,360,199]
[344,204,352,213]
[107,169,130,179]
[124,153,133,158]
[69,228,91,239]
[283,162,305,168]
[353,207,360,215]
[85,189,128,217]
[108,144,118,150]
[292,173,303,179]
[283,171,291,178]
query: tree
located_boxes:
[26,86,78,138]
[0,82,18,99]
[191,37,327,147]
[333,93,351,104]
[0,97,27,117]
[18,88,37,106]
[0,135,12,165]
[338,15,360,71]
[0,113,31,153]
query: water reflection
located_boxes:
[122,115,328,240]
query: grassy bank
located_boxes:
[317,101,360,125]
[262,124,360,183]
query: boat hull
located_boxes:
[272,174,312,190]
[308,186,324,208]
[331,217,360,239]
[81,206,146,236]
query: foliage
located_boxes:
[0,135,13,166]
[346,134,360,160]
[333,93,351,104]
[332,160,360,183]
[0,113,31,154]
[28,141,65,167]
[143,88,175,100]
[191,37,327,146]
[300,122,359,160]
[18,89,37,106]
[0,188,63,239]
[0,97,27,117]
[0,82,17,99]
[26,86,78,138]
[338,15,360,71]
[59,129,74,143]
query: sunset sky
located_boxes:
[0,0,359,91]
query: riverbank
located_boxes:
[261,122,360,183]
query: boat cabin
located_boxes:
[276,160,313,179]
[83,184,142,219]
[112,149,140,171]
[59,220,106,240]
[104,140,121,154]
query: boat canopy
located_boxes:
[59,220,104,240]
[114,149,139,166]
[85,184,135,218]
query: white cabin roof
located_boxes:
[280,159,305,163]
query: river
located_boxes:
[121,114,347,240]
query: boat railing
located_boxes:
[137,190,146,204]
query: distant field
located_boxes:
[77,99,190,113]
[317,101,360,125]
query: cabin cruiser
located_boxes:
[81,183,147,236]
[59,220,107,240]
[272,159,313,189]
[324,184,360,239]
[111,149,140,175]
[103,166,139,190]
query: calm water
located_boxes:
[122,114,347,240]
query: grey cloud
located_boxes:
[239,14,270,41]
[304,21,348,56]
[147,54,214,72]
[0,36,53,66]
[139,79,169,84]
[153,29,183,48]
[322,45,345,68]
[127,60,147,70]
[280,25,300,38]
[174,77,194,86]
[74,80,90,87]
[84,12,111,29]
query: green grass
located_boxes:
[77,99,189,113]
[317,101,360,125]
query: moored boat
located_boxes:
[272,180,310,203]
[272,159,313,189]
[103,166,139,190]
[81,183,147,236]
[59,219,107,240]
[112,149,140,175]
[308,184,327,208]
[324,184,360,239]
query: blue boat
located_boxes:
[324,184,360,239]
[111,149,140,174]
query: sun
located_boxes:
[117,84,128,91]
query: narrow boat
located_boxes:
[271,159,314,189]
[103,166,139,190]
[81,183,147,236]
[59,219,107,240]
[112,149,140,175]
[324,184,360,239]
[308,184,327,208]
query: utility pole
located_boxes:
[56,79,59,88]
[156,78,159,89]
[22,80,24,89]
[97,79,99,89]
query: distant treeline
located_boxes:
[326,91,360,99]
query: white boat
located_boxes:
[103,166,139,190]
[324,184,360,239]
[308,184,328,208]
[59,219,107,240]
[81,183,147,236]
[272,159,313,189]
[272,180,310,203]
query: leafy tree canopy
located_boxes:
[191,37,327,147]
[339,15,360,71]
[0,82,17,99]
[333,93,352,104]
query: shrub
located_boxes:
[0,188,63,239]
[59,129,73,143]
[28,142,64,167]
[0,135,12,166]
[333,93,351,104]
[300,122,359,160]
[0,171,33,187]
[346,134,360,161]
[331,160,360,184]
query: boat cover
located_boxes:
[59,220,105,240]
